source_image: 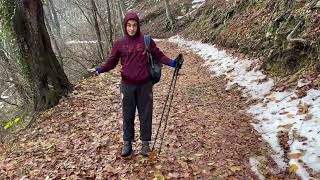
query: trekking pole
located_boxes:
[152,65,178,151]
[152,54,184,154]
[158,67,180,154]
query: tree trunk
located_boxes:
[90,0,105,64]
[119,0,126,17]
[111,0,118,40]
[44,15,64,67]
[164,0,174,31]
[106,0,114,47]
[13,0,73,111]
[95,11,110,54]
[45,0,66,66]
[117,0,125,36]
[47,0,62,40]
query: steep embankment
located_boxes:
[139,0,320,80]
[184,0,320,76]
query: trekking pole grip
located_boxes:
[176,54,184,69]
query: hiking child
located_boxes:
[90,11,181,157]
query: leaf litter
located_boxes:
[0,40,306,179]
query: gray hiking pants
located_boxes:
[121,81,153,142]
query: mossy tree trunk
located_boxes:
[13,0,73,111]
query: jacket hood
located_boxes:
[124,11,141,37]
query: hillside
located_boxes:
[139,0,320,80]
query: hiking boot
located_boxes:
[121,141,132,157]
[141,141,151,156]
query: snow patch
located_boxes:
[66,40,98,45]
[249,157,265,180]
[192,0,206,9]
[168,35,320,179]
[168,35,274,99]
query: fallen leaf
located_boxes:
[103,164,113,173]
[168,172,180,178]
[111,136,120,142]
[269,96,277,102]
[195,153,204,157]
[148,151,158,160]
[287,114,294,118]
[277,124,294,130]
[288,153,304,159]
[295,90,307,98]
[304,114,313,121]
[297,103,309,115]
[229,166,242,172]
[289,164,298,173]
[153,170,165,180]
[292,130,300,139]
[279,111,289,115]
[29,169,41,176]
[139,157,148,165]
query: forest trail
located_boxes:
[0,41,298,179]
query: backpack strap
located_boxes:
[144,35,151,52]
[144,35,154,68]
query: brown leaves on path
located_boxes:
[0,42,298,179]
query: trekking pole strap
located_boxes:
[144,35,155,68]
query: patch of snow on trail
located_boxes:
[168,35,320,179]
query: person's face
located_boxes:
[126,19,138,36]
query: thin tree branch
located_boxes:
[286,21,307,44]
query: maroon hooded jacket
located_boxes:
[96,11,171,85]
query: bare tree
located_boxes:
[119,0,127,17]
[90,0,105,63]
[164,0,174,31]
[106,0,114,46]
[44,15,64,67]
[48,0,62,40]
[117,0,125,36]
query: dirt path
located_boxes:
[0,42,297,179]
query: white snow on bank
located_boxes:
[153,39,163,42]
[249,157,265,180]
[192,0,206,9]
[168,35,320,179]
[168,35,274,99]
[249,89,320,177]
[66,40,97,45]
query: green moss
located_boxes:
[0,1,30,77]
[267,62,288,76]
[0,1,34,105]
[0,0,15,39]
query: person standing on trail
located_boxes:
[89,11,181,157]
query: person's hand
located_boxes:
[87,68,99,77]
[175,54,183,69]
